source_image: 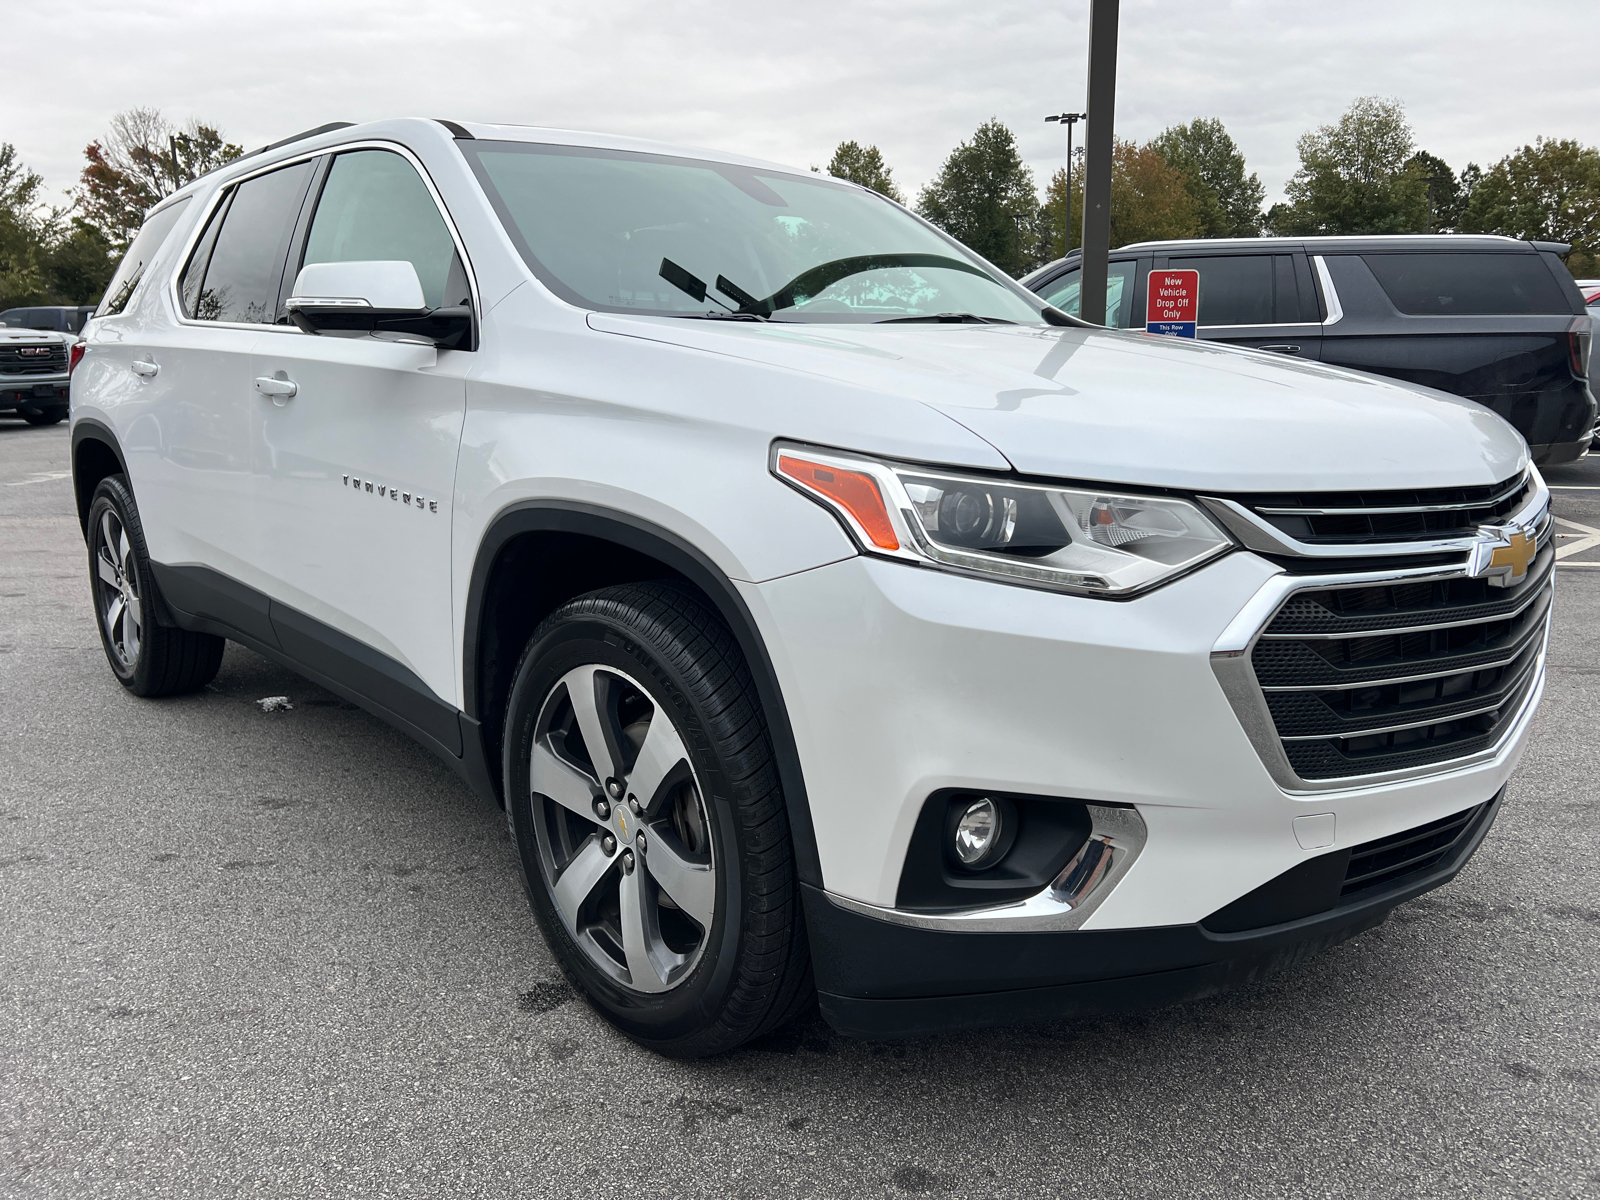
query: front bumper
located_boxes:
[744,538,1538,1032]
[810,786,1503,1038]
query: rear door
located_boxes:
[133,157,316,612]
[1158,250,1322,360]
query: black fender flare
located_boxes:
[464,500,824,888]
[70,416,129,531]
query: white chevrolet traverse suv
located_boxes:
[70,119,1551,1056]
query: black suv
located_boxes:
[1023,236,1596,465]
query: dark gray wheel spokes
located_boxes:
[530,664,716,994]
[94,509,142,668]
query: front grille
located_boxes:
[1236,472,1532,545]
[1250,545,1552,781]
[0,345,68,375]
[1340,800,1493,900]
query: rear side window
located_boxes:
[1168,255,1274,326]
[97,198,191,317]
[1363,253,1573,316]
[180,160,315,324]
[298,149,465,309]
[1040,260,1137,327]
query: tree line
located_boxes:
[0,108,241,311]
[4,96,1600,312]
[827,97,1600,278]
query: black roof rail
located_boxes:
[434,119,474,139]
[237,121,356,162]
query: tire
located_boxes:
[87,475,225,697]
[503,581,811,1057]
[21,409,65,427]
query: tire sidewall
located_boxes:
[87,477,155,692]
[504,607,746,1044]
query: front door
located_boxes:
[247,146,474,720]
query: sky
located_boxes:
[5,0,1599,213]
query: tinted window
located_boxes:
[1169,255,1274,326]
[184,161,314,324]
[97,198,191,317]
[1363,252,1572,316]
[1041,261,1137,327]
[300,150,464,309]
[462,142,1045,324]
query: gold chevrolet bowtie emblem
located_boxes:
[1466,523,1536,588]
[618,812,628,837]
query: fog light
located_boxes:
[953,797,1003,867]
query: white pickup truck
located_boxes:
[0,325,72,426]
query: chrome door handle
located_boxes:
[1257,344,1301,355]
[130,359,159,377]
[254,374,298,399]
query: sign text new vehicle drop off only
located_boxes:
[1146,268,1198,337]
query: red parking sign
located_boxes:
[1146,269,1199,338]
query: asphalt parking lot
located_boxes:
[1,419,1597,1200]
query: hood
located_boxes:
[589,315,1528,492]
[0,328,67,346]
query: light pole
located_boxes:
[1080,0,1119,324]
[1045,112,1086,257]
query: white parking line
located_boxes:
[4,471,72,487]
[1553,515,1600,560]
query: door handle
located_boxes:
[254,374,298,400]
[130,359,159,377]
[1257,344,1301,355]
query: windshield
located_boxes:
[461,141,1048,324]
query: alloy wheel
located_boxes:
[94,509,143,669]
[529,663,717,994]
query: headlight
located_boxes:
[773,443,1233,597]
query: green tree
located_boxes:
[1038,140,1202,259]
[45,218,117,304]
[1461,138,1600,276]
[1148,118,1264,237]
[826,141,904,203]
[78,107,242,249]
[0,143,51,309]
[917,119,1041,277]
[1405,150,1465,232]
[1267,96,1431,235]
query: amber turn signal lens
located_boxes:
[777,453,900,551]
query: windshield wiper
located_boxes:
[658,258,769,319]
[876,313,1017,324]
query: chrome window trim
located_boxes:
[825,804,1147,932]
[1211,558,1551,795]
[1253,472,1530,517]
[1198,473,1550,560]
[163,138,481,339]
[1312,255,1343,326]
[1197,322,1323,332]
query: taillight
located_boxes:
[69,341,86,375]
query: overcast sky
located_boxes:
[6,0,1599,213]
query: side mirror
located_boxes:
[286,260,472,349]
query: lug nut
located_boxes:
[594,798,611,820]
[636,833,647,854]
[628,795,642,816]
[621,849,635,874]
[601,834,617,856]
[605,777,625,800]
